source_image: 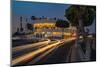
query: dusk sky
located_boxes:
[12,1,70,20]
[12,0,96,34]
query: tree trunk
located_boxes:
[75,26,80,47]
[78,19,85,39]
[78,18,92,61]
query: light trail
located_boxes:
[63,37,76,43]
[28,38,75,64]
[12,39,51,52]
[12,37,76,66]
[12,40,61,66]
[28,45,58,64]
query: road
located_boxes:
[31,39,75,65]
[12,37,77,66]
[12,39,51,52]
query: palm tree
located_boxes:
[65,5,96,46]
[65,5,95,36]
[65,5,96,61]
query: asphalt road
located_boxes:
[13,37,95,67]
[12,37,96,67]
[12,38,76,66]
[31,40,75,65]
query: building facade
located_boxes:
[33,20,76,39]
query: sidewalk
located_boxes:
[67,44,90,62]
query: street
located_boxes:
[12,37,76,66]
